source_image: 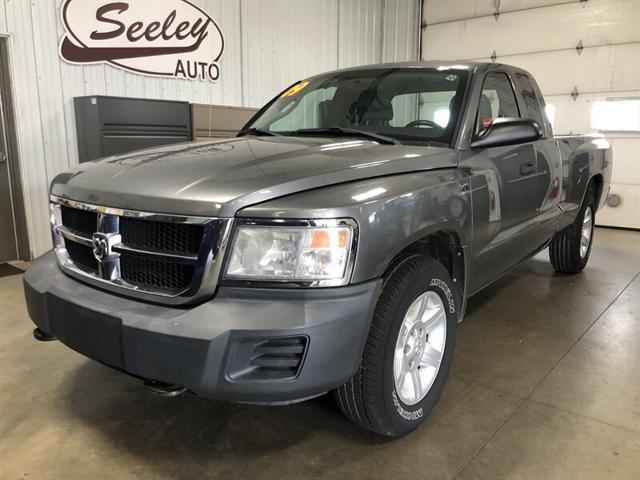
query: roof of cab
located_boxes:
[307,60,528,79]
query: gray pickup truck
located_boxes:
[24,61,611,437]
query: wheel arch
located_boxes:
[588,173,604,210]
[382,228,468,322]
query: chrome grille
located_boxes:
[50,196,232,305]
[120,217,205,255]
[60,206,97,236]
[64,239,99,272]
[120,255,195,291]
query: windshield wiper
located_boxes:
[237,127,282,137]
[294,127,400,145]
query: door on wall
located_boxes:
[0,93,18,262]
[0,51,18,262]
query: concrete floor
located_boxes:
[1,227,639,480]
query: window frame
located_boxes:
[473,71,522,138]
[513,72,550,139]
[243,68,471,147]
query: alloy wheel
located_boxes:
[393,291,447,405]
[580,206,593,259]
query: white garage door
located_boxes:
[421,0,640,229]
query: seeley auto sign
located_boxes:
[59,0,224,82]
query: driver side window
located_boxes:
[476,73,520,135]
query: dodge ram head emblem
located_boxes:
[90,231,122,280]
[92,233,111,263]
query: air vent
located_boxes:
[229,336,308,381]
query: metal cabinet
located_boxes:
[74,96,192,163]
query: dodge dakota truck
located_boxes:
[24,61,611,437]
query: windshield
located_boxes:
[246,67,469,146]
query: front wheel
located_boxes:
[334,255,458,437]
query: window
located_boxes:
[591,99,640,131]
[390,91,458,129]
[249,68,470,145]
[270,87,337,131]
[514,73,547,135]
[545,104,556,128]
[476,73,520,134]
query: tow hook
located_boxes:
[144,379,187,398]
[33,328,57,342]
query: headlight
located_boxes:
[225,220,356,286]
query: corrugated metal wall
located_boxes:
[0,0,420,258]
[422,0,640,229]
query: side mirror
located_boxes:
[470,117,542,149]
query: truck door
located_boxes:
[513,72,563,245]
[0,78,18,262]
[464,72,542,291]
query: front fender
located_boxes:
[238,169,472,283]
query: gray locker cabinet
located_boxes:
[74,96,192,163]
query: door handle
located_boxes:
[0,152,6,163]
[519,162,536,176]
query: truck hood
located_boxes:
[51,136,458,217]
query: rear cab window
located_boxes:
[514,73,548,137]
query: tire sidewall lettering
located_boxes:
[430,277,456,314]
[392,391,423,421]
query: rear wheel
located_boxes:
[549,185,596,273]
[334,255,458,437]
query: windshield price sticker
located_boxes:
[281,81,310,98]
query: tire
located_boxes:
[334,255,458,437]
[549,184,596,274]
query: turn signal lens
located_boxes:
[309,229,349,249]
[310,230,330,248]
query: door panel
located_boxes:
[513,72,564,245]
[466,70,543,292]
[464,142,541,292]
[0,90,18,262]
[532,138,563,245]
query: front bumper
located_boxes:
[24,252,380,404]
